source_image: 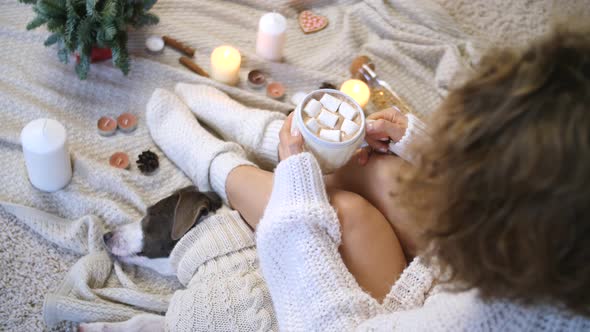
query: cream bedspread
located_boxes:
[0,0,583,330]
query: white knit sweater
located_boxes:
[388,114,430,164]
[256,150,590,331]
[166,211,277,332]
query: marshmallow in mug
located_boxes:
[341,119,360,136]
[317,109,339,128]
[303,94,362,139]
[319,94,341,112]
[304,99,322,117]
[296,90,366,174]
[338,102,358,121]
[319,129,341,142]
[306,118,321,134]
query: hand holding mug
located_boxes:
[278,112,304,161]
[357,108,408,165]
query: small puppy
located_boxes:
[102,185,222,275]
[80,186,222,332]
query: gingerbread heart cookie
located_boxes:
[298,10,328,34]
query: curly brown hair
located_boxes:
[401,27,590,316]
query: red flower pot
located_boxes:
[75,47,112,63]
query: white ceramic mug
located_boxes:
[295,89,366,173]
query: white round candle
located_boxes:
[256,12,287,62]
[210,45,241,85]
[340,79,371,108]
[145,35,164,53]
[20,119,72,192]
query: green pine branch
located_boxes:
[44,33,61,46]
[101,0,117,18]
[85,0,95,16]
[26,16,48,30]
[21,0,159,79]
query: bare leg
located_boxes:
[325,154,421,256]
[327,189,406,300]
[225,165,406,301]
[226,165,273,229]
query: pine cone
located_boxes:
[137,150,159,174]
[319,82,337,90]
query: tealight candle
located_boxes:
[210,45,241,85]
[145,35,164,53]
[256,12,287,62]
[109,152,130,169]
[97,116,117,136]
[267,82,285,100]
[340,79,370,108]
[117,113,137,133]
[20,118,72,192]
[247,70,267,89]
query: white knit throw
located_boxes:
[1,0,586,330]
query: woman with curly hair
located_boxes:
[143,27,590,331]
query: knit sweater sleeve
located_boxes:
[256,152,383,331]
[388,113,430,164]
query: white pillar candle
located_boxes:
[340,79,371,108]
[210,45,241,85]
[20,119,72,192]
[256,12,287,62]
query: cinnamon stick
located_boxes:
[179,56,209,78]
[163,36,195,57]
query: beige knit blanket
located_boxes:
[0,0,583,330]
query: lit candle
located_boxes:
[210,45,241,85]
[20,118,72,192]
[256,12,287,62]
[340,79,371,108]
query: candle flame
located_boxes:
[224,48,231,58]
[340,79,370,108]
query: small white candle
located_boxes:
[20,119,72,192]
[256,12,287,62]
[340,79,371,108]
[145,35,164,53]
[210,45,241,85]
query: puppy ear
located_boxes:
[171,191,211,240]
[202,191,222,211]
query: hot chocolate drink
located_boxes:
[301,92,362,142]
[295,89,366,173]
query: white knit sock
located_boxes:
[175,83,285,169]
[146,89,255,204]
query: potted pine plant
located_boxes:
[20,0,159,79]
